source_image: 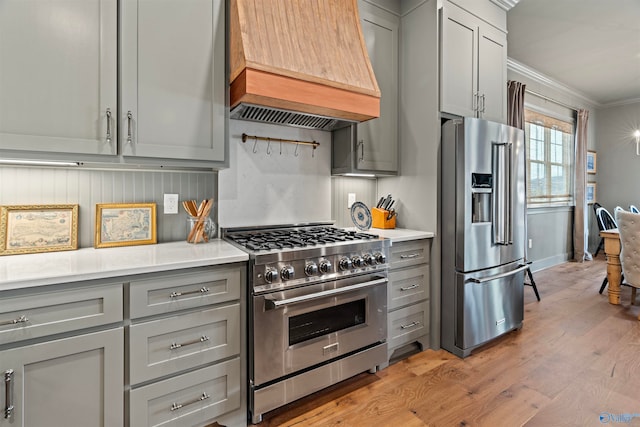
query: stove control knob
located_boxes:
[352,256,364,268]
[305,262,319,276]
[363,254,374,266]
[319,260,333,274]
[264,267,278,283]
[281,266,295,280]
[338,257,352,271]
[374,252,387,264]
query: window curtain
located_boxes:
[507,80,526,129]
[574,109,591,262]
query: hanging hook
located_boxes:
[266,138,272,155]
[252,137,258,153]
[280,141,282,155]
[312,146,316,158]
[295,143,300,157]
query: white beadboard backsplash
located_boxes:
[218,120,332,228]
[0,166,217,248]
[331,176,378,228]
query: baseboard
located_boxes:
[529,253,572,273]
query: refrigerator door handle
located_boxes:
[505,142,513,244]
[492,141,513,245]
[468,264,528,283]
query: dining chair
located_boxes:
[596,206,618,294]
[614,210,640,320]
[630,205,639,214]
[615,206,625,213]
[594,205,616,257]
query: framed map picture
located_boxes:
[95,203,157,248]
[586,183,596,205]
[0,204,78,256]
[586,150,597,174]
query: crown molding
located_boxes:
[489,0,520,11]
[507,57,601,108]
[601,97,640,108]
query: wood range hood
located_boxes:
[229,0,380,131]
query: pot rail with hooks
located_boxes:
[241,133,320,157]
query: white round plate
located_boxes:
[350,201,372,231]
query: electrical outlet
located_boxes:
[164,194,179,214]
[528,239,533,249]
[347,193,356,208]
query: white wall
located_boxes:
[218,120,332,228]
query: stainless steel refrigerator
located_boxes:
[441,117,527,358]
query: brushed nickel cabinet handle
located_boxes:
[400,321,421,330]
[170,392,210,411]
[126,111,133,144]
[399,253,420,259]
[357,139,364,162]
[169,286,210,299]
[400,284,420,291]
[105,108,112,143]
[170,335,210,350]
[0,315,29,327]
[4,369,13,419]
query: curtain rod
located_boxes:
[525,89,579,112]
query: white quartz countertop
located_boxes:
[0,240,248,291]
[344,227,434,242]
[370,228,434,242]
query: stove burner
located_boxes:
[226,226,378,251]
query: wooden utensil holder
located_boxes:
[372,207,396,229]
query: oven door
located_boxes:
[252,273,387,387]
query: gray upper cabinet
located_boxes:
[0,0,226,168]
[120,0,226,166]
[0,0,118,159]
[332,1,399,175]
[440,1,507,123]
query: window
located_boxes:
[524,109,574,205]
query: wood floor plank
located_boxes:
[254,256,640,426]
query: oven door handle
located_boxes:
[264,277,388,310]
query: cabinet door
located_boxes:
[120,0,225,163]
[0,328,124,427]
[478,25,507,123]
[0,0,117,157]
[440,3,478,118]
[357,2,398,173]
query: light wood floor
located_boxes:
[256,256,640,427]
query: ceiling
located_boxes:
[506,0,640,106]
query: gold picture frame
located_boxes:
[95,203,157,248]
[0,204,79,256]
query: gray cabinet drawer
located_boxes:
[130,358,241,427]
[129,266,241,319]
[388,265,430,310]
[0,283,123,345]
[129,303,240,385]
[389,239,430,269]
[388,302,429,350]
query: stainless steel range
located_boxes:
[222,222,390,424]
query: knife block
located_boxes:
[372,208,396,229]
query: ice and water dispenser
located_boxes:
[471,173,492,223]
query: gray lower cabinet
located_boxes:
[386,239,431,363]
[0,283,125,427]
[127,263,246,427]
